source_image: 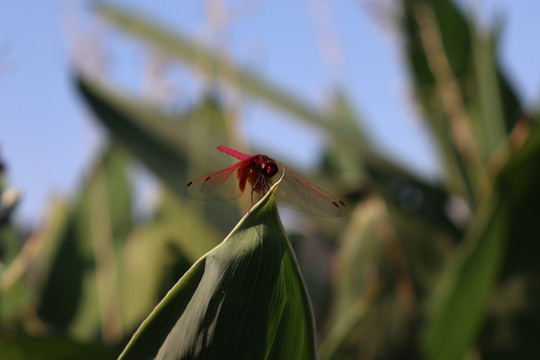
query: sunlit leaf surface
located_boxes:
[119,177,317,360]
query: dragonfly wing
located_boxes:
[185,162,244,200]
[275,164,347,217]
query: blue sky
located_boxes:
[1,0,540,224]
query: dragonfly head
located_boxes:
[254,155,279,177]
[263,162,278,177]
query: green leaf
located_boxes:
[75,75,193,197]
[478,121,540,358]
[119,190,221,331]
[0,336,117,360]
[369,166,463,238]
[402,0,523,202]
[402,0,478,201]
[1,200,71,329]
[320,199,385,360]
[471,33,507,157]
[151,190,221,263]
[422,121,540,359]
[422,195,507,360]
[34,146,132,341]
[321,91,368,179]
[76,75,241,233]
[119,176,317,360]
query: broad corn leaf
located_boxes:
[119,175,317,360]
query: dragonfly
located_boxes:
[185,146,347,217]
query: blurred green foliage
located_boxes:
[2,0,540,358]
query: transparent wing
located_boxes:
[275,163,347,217]
[185,162,244,200]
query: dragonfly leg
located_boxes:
[251,175,261,204]
[261,177,268,195]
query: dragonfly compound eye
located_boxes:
[266,162,278,176]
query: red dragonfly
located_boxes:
[186,146,347,217]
